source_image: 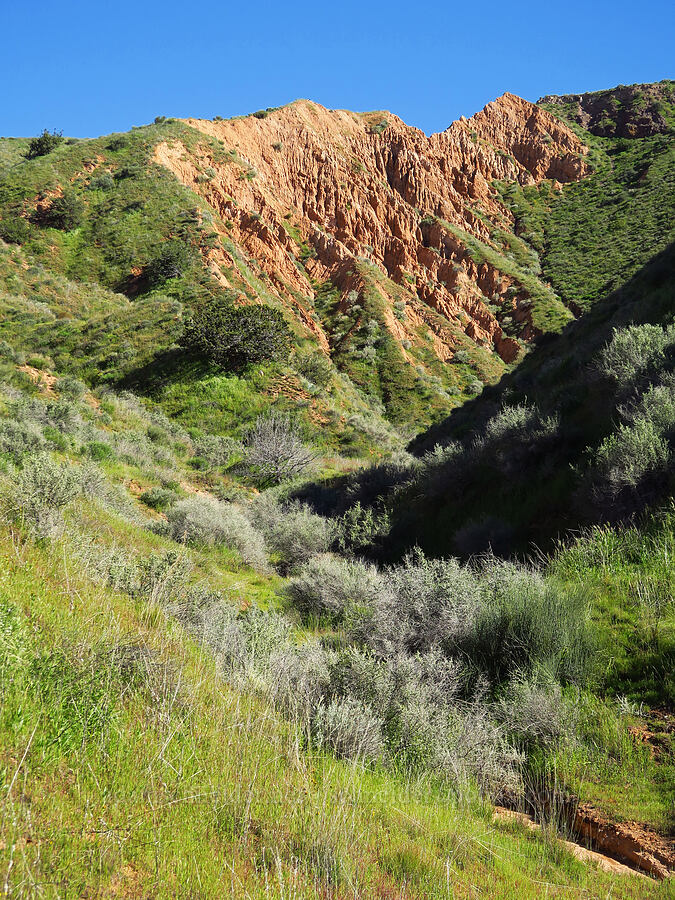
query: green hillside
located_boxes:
[0,356,670,896]
[0,82,674,895]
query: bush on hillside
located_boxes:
[0,217,30,244]
[495,674,577,751]
[26,129,63,159]
[334,501,391,553]
[479,404,560,475]
[594,418,671,495]
[312,696,384,762]
[145,240,195,286]
[242,411,315,485]
[267,641,332,722]
[285,553,387,623]
[460,558,592,685]
[34,193,84,230]
[55,376,87,400]
[159,495,268,571]
[140,487,178,511]
[4,453,79,539]
[597,322,674,385]
[251,495,333,572]
[296,351,333,388]
[181,295,291,371]
[0,420,45,464]
[87,172,115,192]
[192,434,241,469]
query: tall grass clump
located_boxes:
[459,558,593,685]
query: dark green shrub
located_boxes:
[114,164,141,180]
[181,296,291,371]
[0,217,30,244]
[145,240,195,286]
[187,456,209,471]
[83,440,115,461]
[26,129,63,159]
[106,135,128,151]
[334,501,390,553]
[459,560,593,685]
[35,193,84,230]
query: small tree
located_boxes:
[0,217,30,244]
[26,129,64,159]
[181,295,291,371]
[242,411,315,485]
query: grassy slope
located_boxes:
[1,526,665,898]
[0,367,660,896]
[0,344,667,891]
[0,128,401,458]
[547,513,674,831]
[498,132,675,314]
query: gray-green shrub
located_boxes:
[597,322,675,385]
[312,696,384,762]
[251,495,334,573]
[285,553,388,623]
[160,496,268,571]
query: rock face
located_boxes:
[154,94,589,374]
[539,80,675,138]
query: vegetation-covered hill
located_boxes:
[0,81,673,895]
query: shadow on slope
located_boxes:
[296,242,675,561]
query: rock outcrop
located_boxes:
[154,94,589,372]
[540,80,675,138]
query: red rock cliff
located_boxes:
[154,94,588,366]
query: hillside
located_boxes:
[302,81,675,555]
[0,80,674,895]
[0,354,672,895]
[0,93,594,436]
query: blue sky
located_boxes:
[2,1,673,138]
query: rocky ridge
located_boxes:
[540,80,675,138]
[153,94,589,374]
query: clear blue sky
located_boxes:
[2,0,673,138]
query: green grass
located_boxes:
[550,511,675,708]
[497,133,675,314]
[0,137,31,178]
[0,526,664,898]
